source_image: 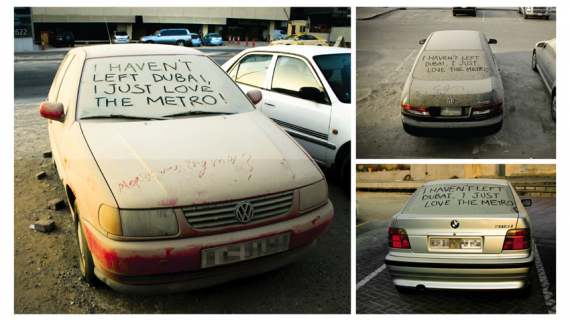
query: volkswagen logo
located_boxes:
[451,220,460,229]
[235,201,254,223]
[447,98,455,104]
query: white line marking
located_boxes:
[395,50,417,71]
[356,263,386,290]
[514,11,523,23]
[534,244,556,314]
[357,221,371,228]
[483,11,485,22]
[408,13,420,20]
[443,14,451,21]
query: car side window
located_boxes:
[161,30,172,36]
[55,55,79,114]
[271,56,322,99]
[49,54,74,100]
[297,35,306,40]
[305,35,318,40]
[231,54,272,88]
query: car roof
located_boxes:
[239,45,350,57]
[425,30,484,51]
[422,179,509,186]
[77,44,204,59]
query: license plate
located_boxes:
[441,107,463,116]
[201,233,291,268]
[430,238,482,249]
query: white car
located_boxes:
[532,38,556,121]
[39,44,334,294]
[222,46,351,190]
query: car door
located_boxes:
[261,55,332,163]
[47,53,80,176]
[547,41,556,88]
[157,30,171,44]
[537,41,555,89]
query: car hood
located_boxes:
[409,77,494,106]
[80,111,323,209]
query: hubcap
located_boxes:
[552,96,556,119]
[532,53,536,68]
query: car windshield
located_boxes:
[76,55,255,120]
[151,30,160,36]
[412,50,493,81]
[403,183,518,214]
[283,35,297,40]
[313,54,351,103]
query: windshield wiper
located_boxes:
[163,110,238,117]
[80,114,171,121]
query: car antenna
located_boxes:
[104,17,112,44]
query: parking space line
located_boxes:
[356,221,370,228]
[356,263,386,290]
[443,14,451,21]
[534,244,556,314]
[407,13,420,20]
[395,50,417,71]
[482,11,485,22]
[513,11,523,23]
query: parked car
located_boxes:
[274,29,288,40]
[532,38,556,121]
[139,29,193,46]
[112,30,130,44]
[452,7,476,16]
[386,179,534,295]
[190,33,201,47]
[38,44,334,294]
[50,30,74,47]
[400,30,504,135]
[202,33,223,46]
[519,7,552,19]
[222,46,351,191]
[269,34,329,46]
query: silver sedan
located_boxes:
[532,38,556,121]
[385,179,534,295]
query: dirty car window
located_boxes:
[77,55,254,119]
[413,51,493,81]
[403,184,517,214]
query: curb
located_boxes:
[357,8,400,20]
[358,7,521,20]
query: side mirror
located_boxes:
[157,34,161,37]
[39,101,64,122]
[299,87,326,104]
[536,41,546,48]
[246,90,262,105]
[488,39,497,44]
[419,39,426,45]
[521,199,532,207]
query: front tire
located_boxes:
[395,286,415,294]
[176,40,185,46]
[532,51,538,71]
[74,200,97,285]
[551,92,556,122]
[523,10,527,19]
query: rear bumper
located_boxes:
[385,249,535,290]
[402,112,502,129]
[84,200,334,294]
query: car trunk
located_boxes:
[409,78,493,117]
[396,211,519,254]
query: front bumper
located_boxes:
[385,249,535,290]
[83,200,334,294]
[402,111,502,129]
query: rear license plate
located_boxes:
[430,238,482,249]
[441,107,463,116]
[201,233,291,268]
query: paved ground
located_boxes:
[356,8,556,159]
[356,192,556,314]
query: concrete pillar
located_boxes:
[268,20,275,42]
[202,24,209,37]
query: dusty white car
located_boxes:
[39,44,334,294]
[222,46,351,190]
[532,38,556,121]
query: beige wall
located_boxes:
[33,7,290,24]
[506,164,556,176]
[410,164,466,181]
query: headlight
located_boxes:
[121,209,179,237]
[299,180,328,211]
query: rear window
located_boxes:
[210,33,220,37]
[412,50,493,81]
[403,183,517,214]
[58,30,73,36]
[76,55,254,119]
[191,34,200,39]
[115,31,128,36]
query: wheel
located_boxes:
[74,200,97,285]
[147,41,154,44]
[340,156,351,196]
[550,91,556,122]
[176,40,185,46]
[545,16,549,20]
[403,123,420,136]
[70,43,74,47]
[516,285,532,298]
[395,286,415,294]
[532,51,538,71]
[473,12,476,17]
[452,12,456,16]
[486,120,503,135]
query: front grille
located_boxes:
[182,190,294,230]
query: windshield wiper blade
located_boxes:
[80,114,170,120]
[163,110,238,117]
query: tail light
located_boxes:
[473,101,503,115]
[113,36,117,40]
[388,228,411,249]
[127,35,130,40]
[401,103,429,116]
[503,229,531,250]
